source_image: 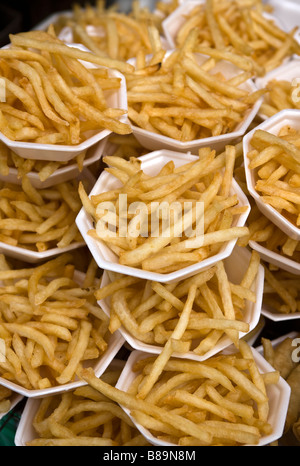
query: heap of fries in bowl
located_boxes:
[0,38,130,161]
[0,0,299,447]
[76,146,251,281]
[243,109,300,241]
[255,59,300,120]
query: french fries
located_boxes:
[53,1,163,62]
[26,365,150,446]
[0,29,131,146]
[0,385,13,414]
[262,264,300,315]
[0,0,297,448]
[80,340,280,446]
[0,253,110,390]
[79,143,250,273]
[155,0,181,21]
[172,0,300,75]
[96,249,260,359]
[124,43,263,142]
[0,141,91,182]
[0,177,85,252]
[262,335,300,445]
[247,125,300,229]
[105,134,148,160]
[239,204,300,263]
[260,79,300,118]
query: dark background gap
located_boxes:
[0,0,118,46]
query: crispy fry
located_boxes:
[0,254,109,390]
[80,341,279,446]
[81,146,249,274]
[0,31,131,146]
[0,177,85,253]
[247,125,300,229]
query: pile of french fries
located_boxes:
[0,253,110,390]
[263,265,300,315]
[0,177,84,252]
[27,366,150,446]
[0,386,13,415]
[240,204,300,262]
[0,0,299,448]
[247,125,300,229]
[55,0,300,75]
[124,46,264,142]
[0,20,132,181]
[96,249,260,355]
[262,335,300,445]
[260,79,300,118]
[0,27,131,147]
[79,143,251,273]
[54,0,162,62]
[171,0,300,75]
[80,340,280,446]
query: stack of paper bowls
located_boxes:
[0,43,128,412]
[243,110,300,323]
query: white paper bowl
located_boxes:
[0,391,23,422]
[58,24,171,52]
[242,315,265,347]
[0,44,128,162]
[0,323,125,400]
[98,245,264,361]
[261,304,300,323]
[294,30,300,56]
[268,0,300,31]
[0,168,96,264]
[249,240,300,276]
[76,149,251,284]
[127,51,261,155]
[260,258,300,322]
[243,109,300,241]
[0,137,107,189]
[115,347,291,447]
[255,331,299,352]
[162,0,205,49]
[0,271,125,398]
[0,240,87,265]
[162,0,287,50]
[255,59,300,120]
[261,308,300,322]
[14,358,126,446]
